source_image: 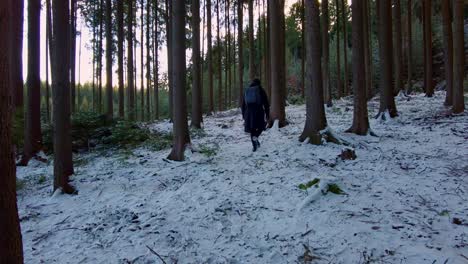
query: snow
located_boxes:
[16,91,468,263]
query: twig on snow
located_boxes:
[146,245,167,264]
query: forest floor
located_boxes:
[17,91,468,264]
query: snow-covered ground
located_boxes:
[17,91,468,264]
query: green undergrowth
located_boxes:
[298,179,345,195]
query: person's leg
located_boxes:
[250,131,258,152]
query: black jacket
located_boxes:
[242,84,270,133]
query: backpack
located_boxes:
[244,86,262,105]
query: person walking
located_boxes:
[242,79,270,152]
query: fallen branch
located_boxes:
[146,245,167,264]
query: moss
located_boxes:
[327,183,345,195]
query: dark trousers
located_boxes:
[250,129,262,141]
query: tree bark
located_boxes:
[98,0,104,112]
[321,0,331,106]
[165,0,174,119]
[140,0,145,121]
[268,0,287,127]
[21,0,42,166]
[347,0,370,135]
[207,0,214,113]
[105,0,113,120]
[153,0,159,119]
[452,0,465,113]
[127,0,135,120]
[46,0,52,121]
[168,0,191,161]
[301,0,305,98]
[442,0,453,106]
[70,0,77,112]
[300,0,332,144]
[423,0,433,97]
[393,0,402,95]
[237,0,244,108]
[248,0,256,80]
[146,0,151,120]
[0,1,24,260]
[377,0,398,119]
[364,0,372,100]
[406,0,412,94]
[117,0,124,118]
[52,0,75,194]
[191,0,203,127]
[12,0,24,108]
[335,0,341,98]
[341,0,348,95]
[216,0,222,111]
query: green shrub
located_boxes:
[288,94,305,105]
[298,178,320,190]
[198,144,218,157]
[13,107,24,148]
[327,183,345,195]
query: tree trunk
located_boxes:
[165,0,173,119]
[140,0,145,121]
[168,0,191,161]
[393,0,402,95]
[191,0,203,127]
[105,0,113,120]
[207,0,214,113]
[117,0,124,118]
[301,0,305,98]
[265,0,270,99]
[442,0,453,106]
[127,0,135,120]
[52,0,75,194]
[146,0,151,120]
[452,0,465,113]
[377,0,398,119]
[335,0,341,98]
[364,0,372,100]
[341,0,348,95]
[98,0,104,112]
[153,0,159,120]
[406,0,412,94]
[423,0,433,97]
[0,0,24,260]
[248,0,255,80]
[12,0,24,108]
[70,0,77,112]
[347,0,370,135]
[21,0,42,166]
[300,0,329,144]
[268,0,287,127]
[321,0,331,106]
[46,0,52,121]
[237,0,244,107]
[216,0,222,111]
[227,0,232,108]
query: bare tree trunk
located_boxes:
[117,0,124,118]
[140,0,144,121]
[364,0,372,100]
[423,0,433,97]
[165,0,174,120]
[191,0,203,127]
[52,0,75,194]
[452,0,465,113]
[300,0,330,144]
[442,0,453,106]
[70,0,77,112]
[216,0,222,111]
[393,0,402,95]
[237,0,244,107]
[268,0,287,127]
[98,0,104,112]
[248,0,255,80]
[168,0,191,161]
[12,0,24,108]
[377,0,398,119]
[335,0,342,98]
[105,0,113,120]
[321,0,331,106]
[406,0,412,95]
[127,0,135,120]
[21,0,42,166]
[46,0,52,121]
[347,0,370,135]
[153,0,159,120]
[0,2,24,260]
[301,0,305,97]
[227,0,232,108]
[146,0,151,120]
[341,0,348,95]
[207,0,214,113]
[265,0,270,98]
